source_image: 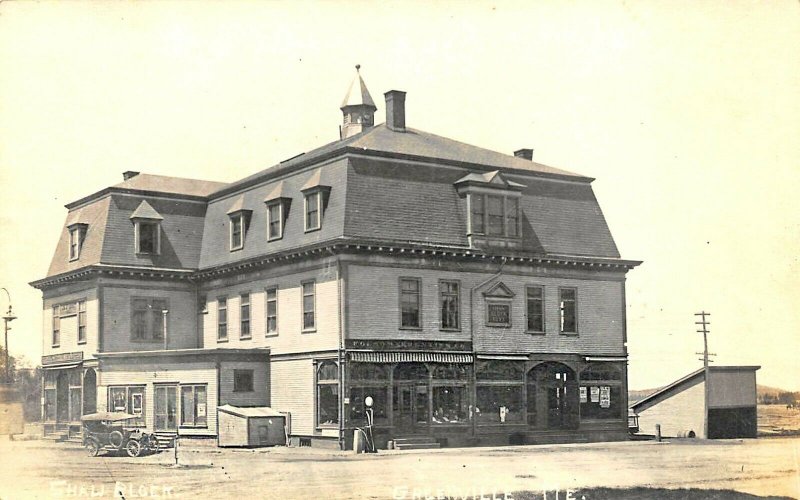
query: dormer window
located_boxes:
[472,194,519,237]
[264,182,292,242]
[67,223,88,261]
[455,171,524,249]
[226,197,252,252]
[135,222,160,254]
[130,200,163,255]
[305,191,321,231]
[301,169,331,233]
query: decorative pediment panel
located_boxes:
[483,281,515,299]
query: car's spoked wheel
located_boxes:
[126,439,141,458]
[85,439,100,457]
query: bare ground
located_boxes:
[0,436,797,499]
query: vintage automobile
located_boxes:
[80,412,159,457]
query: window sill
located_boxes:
[302,328,317,334]
[230,246,243,252]
[399,326,423,331]
[77,341,87,345]
[267,236,284,242]
[69,256,80,262]
[51,344,60,348]
[135,252,159,257]
[559,332,579,337]
[486,323,512,328]
[265,332,279,338]
[239,336,252,341]
[526,331,546,336]
[304,226,321,234]
[217,338,229,343]
[179,425,209,429]
[439,328,462,333]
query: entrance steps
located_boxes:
[392,435,440,451]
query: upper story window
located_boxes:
[400,278,422,329]
[67,223,88,261]
[473,193,519,238]
[77,301,87,344]
[302,280,316,332]
[52,306,60,347]
[455,171,525,244]
[240,293,251,339]
[264,182,292,242]
[217,297,228,341]
[305,191,321,231]
[301,170,331,233]
[131,297,167,342]
[559,287,578,334]
[265,287,278,336]
[439,280,461,331]
[130,200,163,255]
[226,197,251,251]
[526,286,545,333]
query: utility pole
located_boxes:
[694,311,714,438]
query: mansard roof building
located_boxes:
[32,68,640,449]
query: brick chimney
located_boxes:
[384,90,406,132]
[514,148,533,161]
[123,171,140,180]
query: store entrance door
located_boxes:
[393,383,428,433]
[154,385,178,432]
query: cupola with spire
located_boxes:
[340,65,377,139]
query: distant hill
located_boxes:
[628,384,798,406]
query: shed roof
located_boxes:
[218,405,285,418]
[630,366,761,412]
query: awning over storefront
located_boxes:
[349,351,473,363]
[41,362,83,370]
[476,354,530,361]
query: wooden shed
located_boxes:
[217,405,287,447]
[631,366,760,439]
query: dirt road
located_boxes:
[0,436,797,499]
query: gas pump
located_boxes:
[364,396,377,453]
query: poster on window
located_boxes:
[132,393,143,414]
[579,386,587,403]
[197,403,206,416]
[590,386,600,403]
[599,386,611,408]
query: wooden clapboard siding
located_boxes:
[99,360,218,436]
[270,357,316,436]
[102,285,198,352]
[219,360,269,407]
[202,268,341,356]
[347,263,625,355]
[42,287,99,358]
[636,377,705,439]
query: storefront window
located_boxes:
[349,386,388,425]
[317,361,339,426]
[476,360,524,424]
[432,386,468,424]
[181,385,208,427]
[108,386,145,426]
[476,386,524,424]
[349,363,388,426]
[580,364,623,420]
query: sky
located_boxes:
[0,1,798,391]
